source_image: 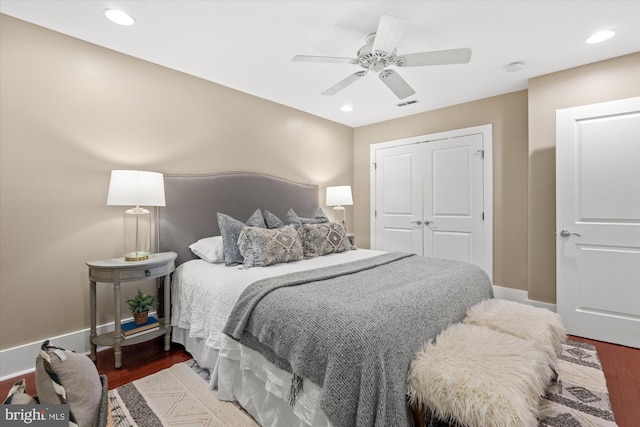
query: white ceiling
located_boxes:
[1,1,639,127]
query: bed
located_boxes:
[157,172,493,427]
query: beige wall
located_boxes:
[0,15,353,350]
[527,52,640,303]
[353,91,529,291]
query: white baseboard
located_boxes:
[1,291,553,382]
[492,285,557,312]
[0,313,156,382]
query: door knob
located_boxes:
[410,220,423,225]
[424,219,432,225]
[559,229,581,238]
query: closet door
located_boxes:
[374,143,423,253]
[423,134,484,265]
[373,133,485,268]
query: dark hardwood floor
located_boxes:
[2,336,638,426]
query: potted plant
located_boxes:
[126,288,156,325]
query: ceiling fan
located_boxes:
[293,15,472,100]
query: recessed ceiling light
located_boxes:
[586,30,615,44]
[104,9,135,26]
[341,105,354,112]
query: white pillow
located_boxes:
[189,236,224,263]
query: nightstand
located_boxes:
[87,252,177,368]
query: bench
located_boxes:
[408,321,556,427]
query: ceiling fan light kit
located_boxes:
[293,14,472,100]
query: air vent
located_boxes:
[397,100,419,107]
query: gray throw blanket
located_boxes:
[223,252,493,427]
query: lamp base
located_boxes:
[332,206,348,232]
[123,206,152,262]
[124,252,149,262]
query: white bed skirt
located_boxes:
[172,327,332,427]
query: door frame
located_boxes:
[369,124,493,281]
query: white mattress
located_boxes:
[171,249,385,427]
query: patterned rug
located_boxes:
[109,341,616,426]
[108,360,257,426]
[540,340,616,426]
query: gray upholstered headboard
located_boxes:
[156,172,319,266]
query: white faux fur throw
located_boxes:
[463,299,567,360]
[408,323,554,427]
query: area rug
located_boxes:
[540,340,617,426]
[109,341,616,426]
[108,360,258,426]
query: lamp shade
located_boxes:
[107,170,165,207]
[326,186,353,206]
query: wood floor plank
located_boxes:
[614,347,640,427]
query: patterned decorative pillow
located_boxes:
[35,340,102,427]
[263,210,285,229]
[298,222,351,257]
[217,209,267,266]
[284,208,330,228]
[238,225,304,267]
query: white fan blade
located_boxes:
[371,15,408,54]
[292,55,355,64]
[399,48,472,67]
[322,71,367,96]
[379,70,415,99]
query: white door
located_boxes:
[374,143,423,253]
[374,133,485,267]
[556,97,640,349]
[423,135,484,265]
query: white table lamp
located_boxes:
[107,170,165,261]
[326,185,353,225]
